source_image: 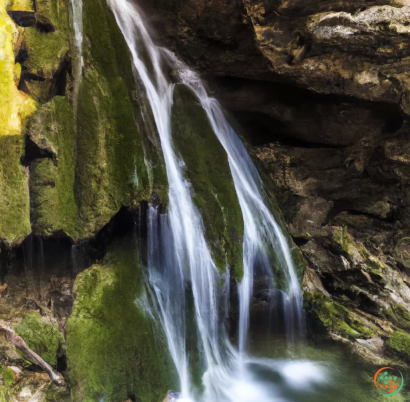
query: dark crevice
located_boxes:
[384,113,404,134]
[321,272,382,315]
[324,201,397,227]
[56,348,67,373]
[207,76,404,148]
[50,53,71,97]
[18,77,31,95]
[233,111,353,148]
[0,203,149,282]
[21,138,54,166]
[7,11,36,27]
[15,46,28,64]
[7,10,55,32]
[35,15,55,33]
[24,72,46,82]
[292,236,310,247]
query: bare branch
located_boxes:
[0,320,65,386]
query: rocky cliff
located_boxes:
[1,0,168,247]
[138,0,410,366]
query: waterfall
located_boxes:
[70,0,83,116]
[109,1,317,401]
[175,68,305,349]
[70,0,83,67]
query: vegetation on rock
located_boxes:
[15,312,64,367]
[387,331,410,362]
[171,84,244,278]
[0,0,36,245]
[66,239,176,402]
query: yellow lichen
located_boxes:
[0,1,36,244]
[0,0,36,137]
[5,0,34,12]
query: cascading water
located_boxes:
[109,1,324,401]
[70,0,83,62]
[70,0,83,114]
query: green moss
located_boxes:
[22,0,70,91]
[74,0,168,235]
[0,366,14,387]
[333,227,384,277]
[24,28,69,80]
[29,96,81,239]
[25,0,168,239]
[171,84,244,278]
[0,136,31,244]
[290,246,307,284]
[386,331,410,361]
[305,291,374,339]
[385,302,410,331]
[35,0,69,29]
[15,312,64,366]
[0,3,36,245]
[66,239,176,402]
[76,66,147,234]
[44,382,71,402]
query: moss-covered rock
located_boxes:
[385,302,410,332]
[75,65,147,235]
[25,0,168,240]
[74,0,167,236]
[386,331,410,362]
[15,312,64,366]
[5,0,34,12]
[171,84,244,277]
[0,365,14,402]
[0,0,36,245]
[0,365,14,387]
[19,0,71,103]
[0,136,31,245]
[305,291,375,340]
[23,0,70,73]
[29,96,81,239]
[66,239,176,402]
[24,27,69,81]
[333,226,385,278]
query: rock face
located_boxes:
[137,0,410,364]
[256,132,410,364]
[1,0,168,246]
[0,230,176,401]
[0,0,36,245]
[138,0,408,145]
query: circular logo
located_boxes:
[374,367,404,396]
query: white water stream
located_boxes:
[70,0,83,116]
[108,1,324,401]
